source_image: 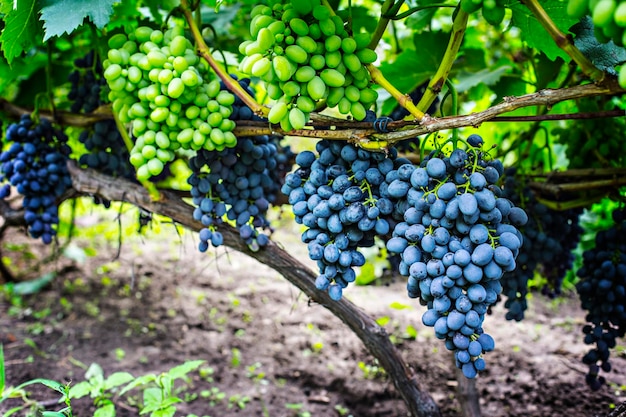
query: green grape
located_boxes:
[238,0,379,128]
[593,0,617,27]
[613,1,626,27]
[482,4,506,26]
[103,24,237,181]
[619,65,626,88]
[461,0,483,13]
[567,0,589,18]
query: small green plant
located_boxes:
[358,360,386,380]
[69,362,134,416]
[227,393,250,410]
[200,387,226,407]
[246,362,267,384]
[0,344,73,416]
[285,402,311,417]
[69,359,206,417]
[334,404,354,417]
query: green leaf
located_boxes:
[94,403,116,417]
[40,412,68,417]
[85,363,104,381]
[534,53,566,89]
[104,372,134,390]
[39,0,119,41]
[0,54,47,96]
[8,272,56,295]
[389,302,412,310]
[507,0,578,61]
[0,0,41,63]
[375,316,390,326]
[379,31,448,94]
[118,374,156,397]
[2,405,29,416]
[167,360,205,380]
[68,381,92,399]
[572,16,626,74]
[404,324,418,339]
[35,378,66,394]
[12,378,64,394]
[141,388,163,414]
[151,406,177,417]
[354,262,377,286]
[455,65,512,92]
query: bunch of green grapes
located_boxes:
[238,0,379,130]
[567,0,626,86]
[460,0,508,26]
[103,25,237,181]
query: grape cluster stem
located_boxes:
[180,0,268,117]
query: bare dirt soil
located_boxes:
[1,214,626,417]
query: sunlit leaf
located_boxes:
[39,0,118,41]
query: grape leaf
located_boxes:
[571,16,626,74]
[507,0,578,61]
[0,0,41,63]
[39,0,119,41]
[379,31,448,94]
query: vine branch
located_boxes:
[58,162,441,417]
[416,9,469,115]
[2,80,624,144]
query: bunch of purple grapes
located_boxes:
[0,115,72,244]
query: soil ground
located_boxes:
[1,207,626,417]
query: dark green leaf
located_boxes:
[39,0,118,41]
[490,75,529,104]
[0,0,41,63]
[0,54,48,96]
[507,0,578,61]
[535,53,566,89]
[337,6,378,34]
[572,16,626,74]
[105,0,142,32]
[379,31,449,94]
[405,0,447,32]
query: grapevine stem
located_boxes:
[523,0,604,82]
[367,64,426,120]
[46,42,56,118]
[391,3,457,21]
[416,9,468,115]
[368,0,401,49]
[180,0,268,117]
